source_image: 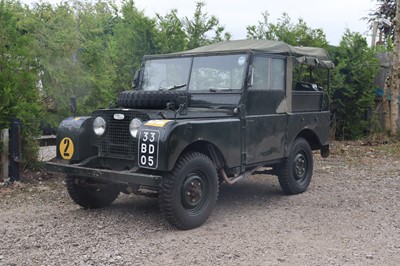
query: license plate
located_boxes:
[138,130,160,169]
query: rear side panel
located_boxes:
[286,111,330,156]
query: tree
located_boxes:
[183,2,231,50]
[112,0,159,92]
[156,9,187,53]
[330,30,380,139]
[32,2,90,123]
[367,0,396,42]
[0,0,43,164]
[32,0,125,120]
[246,12,328,48]
[368,0,400,135]
[389,0,400,135]
[73,0,119,113]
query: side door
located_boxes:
[244,55,287,165]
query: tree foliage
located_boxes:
[32,2,90,122]
[330,30,380,139]
[246,12,328,48]
[367,0,396,42]
[0,0,43,163]
[112,0,159,94]
[156,9,187,54]
[0,0,231,164]
[183,2,231,50]
[34,0,230,120]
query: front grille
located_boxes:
[91,110,149,160]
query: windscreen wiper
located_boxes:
[158,84,186,91]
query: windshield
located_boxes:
[141,57,191,91]
[140,54,248,91]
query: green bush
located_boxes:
[0,0,43,167]
[330,30,380,140]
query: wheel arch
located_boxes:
[294,128,323,151]
[178,140,226,169]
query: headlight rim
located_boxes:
[93,116,107,136]
[129,118,142,138]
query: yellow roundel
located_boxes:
[59,137,74,160]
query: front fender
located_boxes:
[57,116,97,162]
[137,118,241,171]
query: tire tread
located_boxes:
[66,176,120,209]
[159,152,218,230]
[278,138,313,195]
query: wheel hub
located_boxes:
[182,175,205,208]
[293,153,306,180]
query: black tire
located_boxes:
[118,90,191,109]
[278,138,313,195]
[159,152,219,230]
[66,175,120,208]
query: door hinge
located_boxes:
[242,152,247,163]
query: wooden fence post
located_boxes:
[1,129,9,182]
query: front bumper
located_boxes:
[45,161,161,187]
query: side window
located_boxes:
[271,58,285,90]
[251,56,285,91]
[189,54,248,91]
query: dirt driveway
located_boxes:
[1,142,399,265]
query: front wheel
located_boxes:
[66,175,120,208]
[277,138,313,195]
[159,152,219,230]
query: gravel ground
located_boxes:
[0,142,400,265]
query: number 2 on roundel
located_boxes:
[59,137,74,160]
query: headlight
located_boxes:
[129,118,142,138]
[93,116,106,136]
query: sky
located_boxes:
[133,0,377,46]
[21,0,378,46]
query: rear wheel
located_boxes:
[159,152,219,230]
[278,138,313,195]
[66,175,120,208]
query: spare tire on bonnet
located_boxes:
[118,90,191,109]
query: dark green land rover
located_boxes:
[47,39,334,229]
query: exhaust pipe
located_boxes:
[218,165,264,185]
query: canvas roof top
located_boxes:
[145,39,334,69]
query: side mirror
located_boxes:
[69,97,77,116]
[132,70,140,89]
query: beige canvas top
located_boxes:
[145,39,334,69]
